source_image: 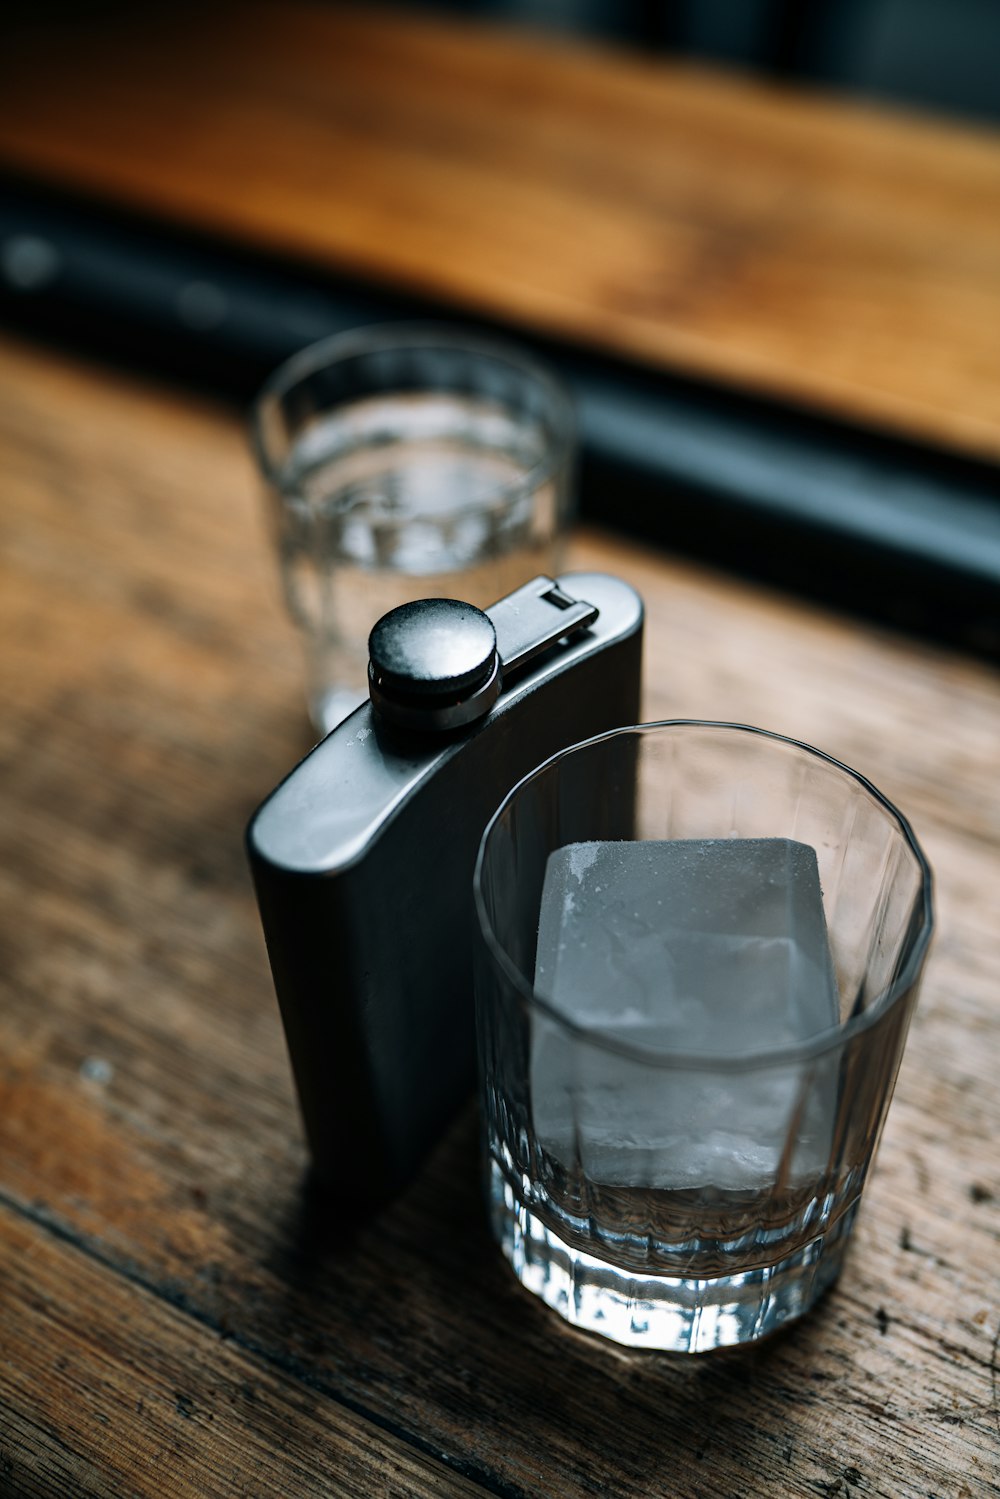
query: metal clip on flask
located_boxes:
[247,573,644,1209]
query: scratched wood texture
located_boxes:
[0,334,997,1498]
[2,2,1000,465]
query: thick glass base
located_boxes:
[490,1160,858,1353]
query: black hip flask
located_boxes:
[247,572,643,1209]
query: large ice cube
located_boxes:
[530,839,840,1191]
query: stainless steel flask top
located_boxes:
[365,579,598,732]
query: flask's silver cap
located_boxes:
[367,576,598,732]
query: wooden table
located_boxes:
[1,332,998,1496]
[2,2,1000,465]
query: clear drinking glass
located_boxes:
[473,721,933,1353]
[251,325,575,733]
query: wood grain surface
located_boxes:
[0,334,998,1497]
[2,3,1000,464]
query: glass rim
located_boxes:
[473,719,935,1071]
[248,321,576,512]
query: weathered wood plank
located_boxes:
[0,1204,487,1499]
[0,336,997,1496]
[1,5,1000,461]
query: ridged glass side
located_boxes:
[489,1155,858,1353]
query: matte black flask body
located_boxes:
[247,572,643,1208]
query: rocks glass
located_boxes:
[251,325,575,733]
[473,721,933,1352]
